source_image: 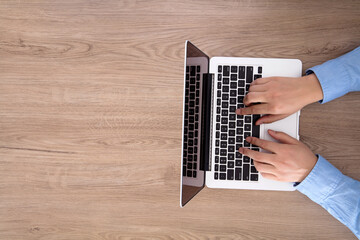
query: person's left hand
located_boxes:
[238,129,318,182]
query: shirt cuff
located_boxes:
[296,155,344,204]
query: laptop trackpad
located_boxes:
[262,112,299,143]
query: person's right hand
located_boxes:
[235,73,323,125]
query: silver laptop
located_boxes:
[180,41,301,207]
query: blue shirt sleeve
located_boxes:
[306,46,360,103]
[296,155,360,238]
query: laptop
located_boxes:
[180,41,302,207]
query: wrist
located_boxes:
[301,74,323,105]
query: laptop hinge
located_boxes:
[200,73,214,172]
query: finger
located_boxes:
[268,129,299,145]
[248,84,267,92]
[243,92,267,106]
[238,147,274,164]
[260,172,279,181]
[245,136,279,153]
[250,78,270,86]
[256,114,289,125]
[236,104,270,115]
[253,160,277,174]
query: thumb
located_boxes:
[268,129,298,144]
[256,114,290,125]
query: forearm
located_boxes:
[296,155,360,238]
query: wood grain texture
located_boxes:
[1,0,360,239]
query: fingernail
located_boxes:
[235,109,241,115]
[246,136,251,142]
[268,129,276,134]
[238,147,243,153]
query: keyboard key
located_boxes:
[243,164,250,181]
[244,141,250,147]
[216,131,220,138]
[221,125,228,132]
[227,169,234,180]
[222,102,229,108]
[218,74,222,81]
[238,66,245,79]
[220,149,227,156]
[231,66,237,73]
[215,148,219,154]
[244,132,251,139]
[196,74,200,80]
[223,85,229,92]
[194,147,197,153]
[230,82,237,89]
[245,124,251,131]
[221,133,227,140]
[236,128,243,135]
[236,136,243,142]
[246,66,253,83]
[221,109,228,116]
[217,90,221,97]
[229,121,235,128]
[237,120,243,127]
[246,84,250,92]
[222,94,229,100]
[228,161,234,168]
[231,74,237,80]
[216,115,220,122]
[221,117,228,124]
[251,166,258,173]
[235,160,242,166]
[228,145,235,152]
[250,174,258,181]
[186,66,189,72]
[230,105,236,112]
[214,172,219,179]
[220,141,227,148]
[254,74,262,80]
[243,156,250,163]
[218,65,222,73]
[258,66,262,74]
[215,164,219,171]
[238,88,244,95]
[230,97,236,104]
[230,90,237,96]
[245,116,251,123]
[190,66,196,76]
[215,156,219,163]
[220,165,226,172]
[238,80,245,87]
[229,114,236,120]
[220,173,226,180]
[229,138,235,144]
[223,66,230,76]
[217,107,221,114]
[216,123,220,130]
[229,130,235,136]
[235,168,242,180]
[183,166,186,176]
[197,65,200,72]
[193,171,197,178]
[217,82,221,89]
[228,154,234,160]
[217,99,221,105]
[223,77,229,84]
[220,157,226,164]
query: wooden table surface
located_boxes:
[1,1,360,239]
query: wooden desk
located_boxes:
[1,1,359,239]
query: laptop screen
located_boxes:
[181,41,209,207]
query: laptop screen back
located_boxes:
[181,41,209,207]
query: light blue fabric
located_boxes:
[306,46,360,103]
[298,46,360,239]
[296,156,360,238]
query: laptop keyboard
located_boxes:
[214,65,262,181]
[182,65,201,178]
